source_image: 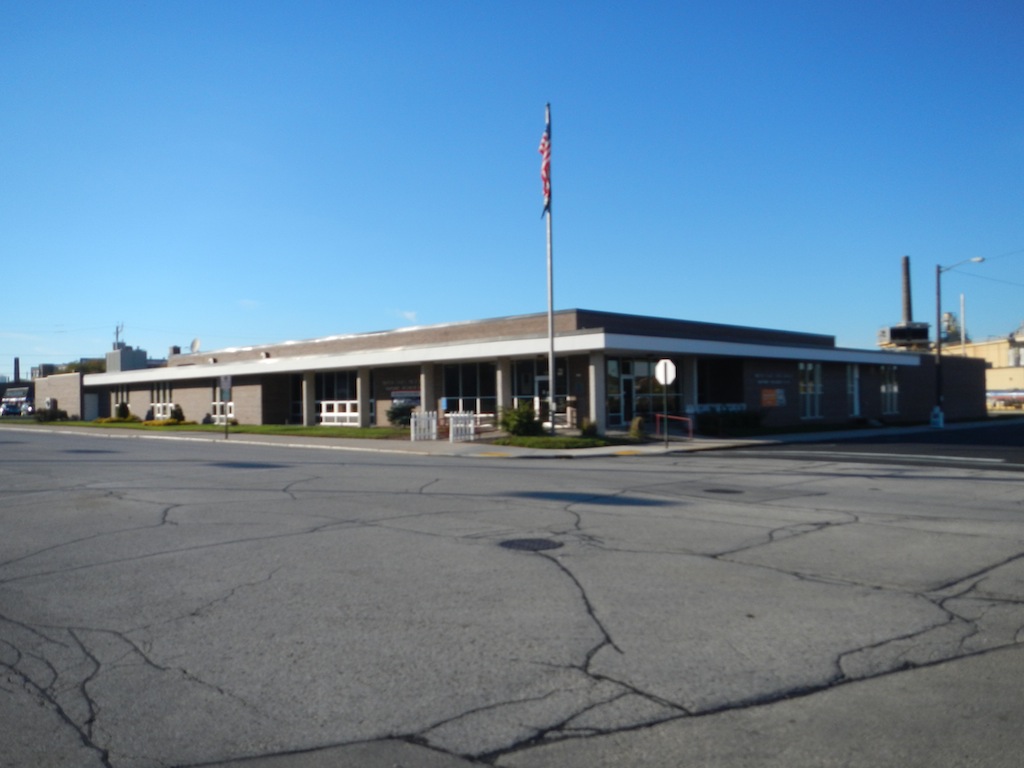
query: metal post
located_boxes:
[961,292,966,356]
[934,263,943,427]
[544,103,555,436]
[663,383,668,449]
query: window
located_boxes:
[696,359,744,405]
[150,382,174,419]
[441,362,496,415]
[113,385,130,413]
[846,365,860,418]
[313,371,371,425]
[799,362,822,419]
[316,371,357,401]
[881,365,899,414]
[606,356,684,426]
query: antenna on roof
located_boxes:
[114,322,125,350]
[190,338,201,353]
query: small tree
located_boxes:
[387,402,415,427]
[499,402,544,436]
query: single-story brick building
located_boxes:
[36,309,987,432]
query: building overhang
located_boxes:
[599,333,921,366]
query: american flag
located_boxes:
[538,115,551,214]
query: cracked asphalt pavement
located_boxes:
[1,427,1023,767]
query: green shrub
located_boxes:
[499,402,544,436]
[115,402,130,419]
[629,416,645,439]
[386,402,415,427]
[579,418,598,438]
[170,404,185,422]
[95,414,142,424]
[34,408,69,423]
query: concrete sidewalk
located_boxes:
[2,417,1003,461]
[0,421,763,458]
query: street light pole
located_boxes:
[933,256,984,428]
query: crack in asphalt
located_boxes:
[0,618,114,767]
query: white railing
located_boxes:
[319,399,359,426]
[152,402,174,419]
[411,410,438,441]
[211,401,235,425]
[448,411,476,443]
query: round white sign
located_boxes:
[654,358,676,386]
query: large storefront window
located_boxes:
[112,385,130,415]
[799,362,822,419]
[847,364,860,418]
[696,359,744,405]
[881,365,899,414]
[149,382,174,420]
[289,375,303,424]
[441,362,496,416]
[512,358,568,423]
[605,357,683,427]
[314,371,370,425]
[316,371,357,401]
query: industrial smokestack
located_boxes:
[879,255,930,349]
[13,357,20,382]
[902,255,913,324]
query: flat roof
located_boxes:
[84,309,919,387]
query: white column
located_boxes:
[357,368,371,427]
[496,358,512,417]
[588,351,606,434]
[420,364,437,413]
[302,372,316,426]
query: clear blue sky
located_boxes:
[3,1,1023,380]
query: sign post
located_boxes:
[220,375,232,439]
[654,359,676,449]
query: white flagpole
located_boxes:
[544,103,556,434]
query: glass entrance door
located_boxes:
[535,375,551,424]
[622,376,634,423]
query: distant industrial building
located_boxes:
[944,322,1024,409]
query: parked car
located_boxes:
[1,386,33,417]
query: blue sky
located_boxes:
[2,1,1022,380]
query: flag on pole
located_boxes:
[538,109,551,215]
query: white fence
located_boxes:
[319,399,360,426]
[411,410,438,441]
[410,411,477,443]
[211,401,235,425]
[152,402,174,420]
[448,412,476,442]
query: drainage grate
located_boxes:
[499,538,564,552]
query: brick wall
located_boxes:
[34,373,83,419]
